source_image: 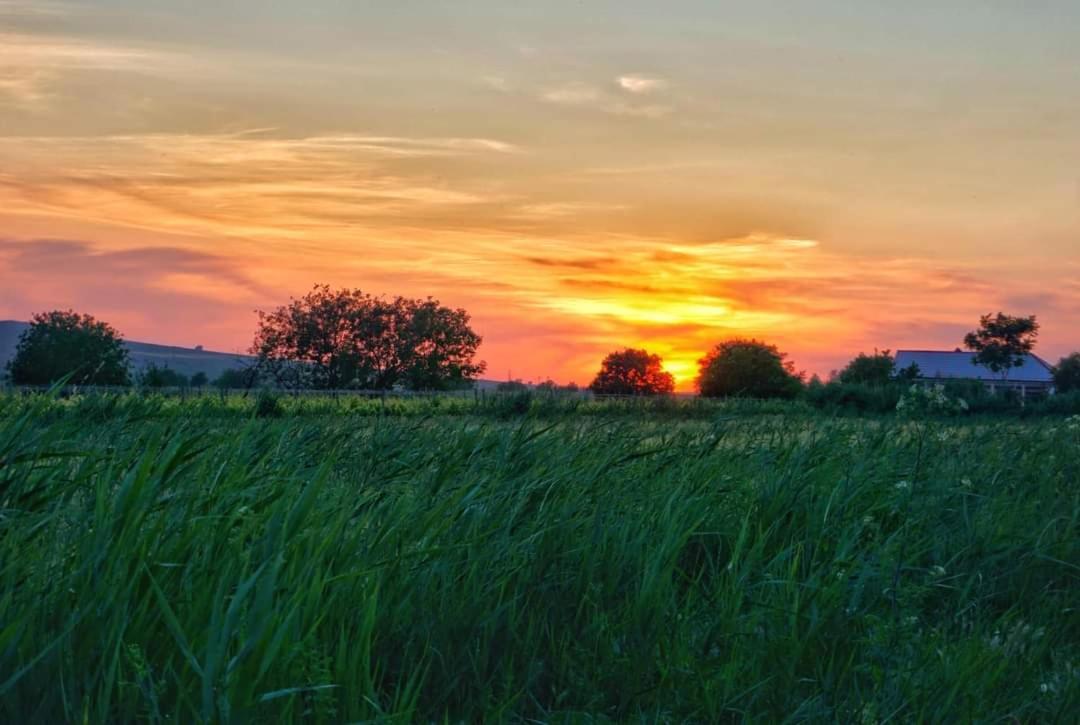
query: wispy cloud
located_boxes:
[617,74,667,94]
[540,81,672,118]
[0,131,529,269]
[0,30,203,110]
[0,1,74,18]
[0,238,271,348]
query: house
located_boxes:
[893,349,1055,398]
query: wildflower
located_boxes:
[862,514,874,525]
[931,565,947,577]
[1040,683,1049,693]
[895,480,911,491]
[961,477,973,489]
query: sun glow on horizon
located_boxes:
[1,1,1078,385]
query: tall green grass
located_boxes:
[1,397,1077,721]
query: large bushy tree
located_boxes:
[697,338,802,399]
[252,285,485,390]
[589,348,675,395]
[963,312,1039,378]
[7,310,130,386]
[836,350,895,386]
[1053,352,1080,393]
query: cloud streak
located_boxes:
[617,75,667,94]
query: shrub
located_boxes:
[895,383,969,416]
[254,389,285,418]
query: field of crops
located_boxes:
[1,394,1077,722]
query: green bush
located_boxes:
[803,380,904,413]
[254,389,285,418]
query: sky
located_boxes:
[1,0,1078,387]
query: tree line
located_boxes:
[5,289,1080,397]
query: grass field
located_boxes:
[1,393,1077,722]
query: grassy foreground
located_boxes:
[1,397,1077,722]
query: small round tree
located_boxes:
[589,348,675,395]
[963,312,1039,379]
[697,338,802,398]
[7,310,131,386]
[1053,352,1080,393]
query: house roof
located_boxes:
[894,350,1054,383]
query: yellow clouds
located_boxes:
[3,124,1078,388]
[0,132,523,247]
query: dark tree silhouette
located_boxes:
[138,364,189,388]
[697,338,802,399]
[252,285,485,390]
[7,310,130,386]
[589,348,675,395]
[1053,352,1080,393]
[189,372,209,387]
[963,312,1039,379]
[837,350,895,386]
[214,367,259,390]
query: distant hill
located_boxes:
[0,320,253,381]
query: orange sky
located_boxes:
[2,1,1078,388]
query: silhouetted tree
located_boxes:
[963,312,1039,379]
[1053,352,1080,393]
[697,339,802,399]
[214,367,259,390]
[252,285,485,390]
[589,348,675,395]
[7,310,130,386]
[497,379,529,393]
[837,350,895,386]
[189,372,209,387]
[138,364,188,388]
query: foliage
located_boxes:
[963,312,1039,378]
[589,348,675,395]
[895,383,970,416]
[253,389,285,418]
[138,364,189,388]
[214,367,258,390]
[535,379,579,394]
[836,349,895,385]
[189,372,209,387]
[697,338,802,398]
[1052,352,1080,394]
[0,403,1076,721]
[496,379,529,393]
[804,379,904,413]
[252,285,485,391]
[895,361,922,381]
[6,309,130,386]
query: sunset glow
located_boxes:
[2,1,1078,388]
